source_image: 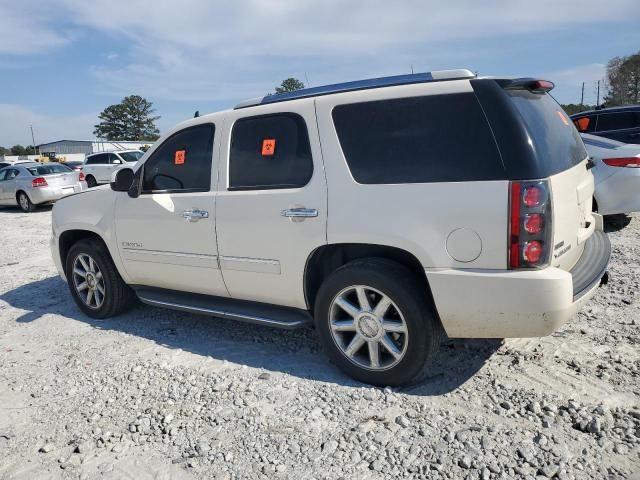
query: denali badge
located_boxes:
[554,243,571,259]
[122,241,142,248]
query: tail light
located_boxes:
[603,157,640,168]
[509,180,552,269]
[32,177,48,188]
[79,171,86,181]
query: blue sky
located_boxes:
[0,0,638,147]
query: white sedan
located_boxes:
[581,133,640,215]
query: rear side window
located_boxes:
[507,90,587,175]
[26,164,72,176]
[332,94,504,184]
[86,154,107,165]
[229,113,313,190]
[142,124,215,193]
[596,112,639,131]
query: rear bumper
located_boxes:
[426,229,611,338]
[30,182,87,205]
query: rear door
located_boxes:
[215,100,327,309]
[506,89,593,270]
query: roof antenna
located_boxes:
[194,110,200,118]
[410,64,414,74]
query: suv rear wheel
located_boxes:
[314,259,442,386]
[65,239,134,318]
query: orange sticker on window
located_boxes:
[575,117,590,132]
[261,139,276,156]
[174,150,186,165]
[556,110,569,126]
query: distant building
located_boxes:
[37,140,154,156]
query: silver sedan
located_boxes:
[0,162,87,212]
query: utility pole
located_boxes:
[580,82,585,107]
[596,80,600,107]
[29,124,38,155]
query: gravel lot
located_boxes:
[0,207,638,480]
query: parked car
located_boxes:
[580,133,640,215]
[82,150,144,187]
[63,160,85,172]
[571,105,640,143]
[0,159,33,169]
[51,70,611,386]
[0,162,86,212]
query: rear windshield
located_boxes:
[26,164,72,176]
[120,151,143,162]
[507,90,587,175]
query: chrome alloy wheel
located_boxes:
[329,285,408,371]
[72,253,105,309]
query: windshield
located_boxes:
[507,90,587,175]
[26,164,72,176]
[120,151,144,162]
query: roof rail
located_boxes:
[234,69,475,109]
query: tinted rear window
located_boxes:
[26,164,72,176]
[596,111,639,131]
[507,90,586,175]
[332,93,504,184]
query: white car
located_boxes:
[82,150,144,187]
[581,133,640,215]
[51,70,611,386]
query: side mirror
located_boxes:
[110,168,134,192]
[112,159,122,165]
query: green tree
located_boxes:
[0,146,10,156]
[275,78,305,93]
[10,145,36,155]
[94,95,160,141]
[604,51,640,106]
[560,103,596,116]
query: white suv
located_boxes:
[51,69,611,386]
[83,150,144,187]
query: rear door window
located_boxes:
[86,154,107,165]
[507,90,587,175]
[229,113,313,190]
[596,112,639,131]
[142,124,215,193]
[332,93,504,184]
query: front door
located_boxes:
[114,122,228,297]
[215,99,327,309]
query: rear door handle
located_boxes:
[182,209,209,221]
[281,208,318,218]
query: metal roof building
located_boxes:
[37,140,154,155]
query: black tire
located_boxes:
[17,191,36,212]
[65,239,134,319]
[86,175,98,188]
[314,258,442,387]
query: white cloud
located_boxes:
[56,0,639,101]
[0,104,96,147]
[0,2,69,55]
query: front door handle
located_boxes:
[281,207,318,219]
[182,209,209,222]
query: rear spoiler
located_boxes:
[498,78,555,93]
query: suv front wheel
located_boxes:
[65,239,134,318]
[314,259,442,387]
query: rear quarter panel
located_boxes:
[315,80,509,269]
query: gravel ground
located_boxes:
[0,207,638,480]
